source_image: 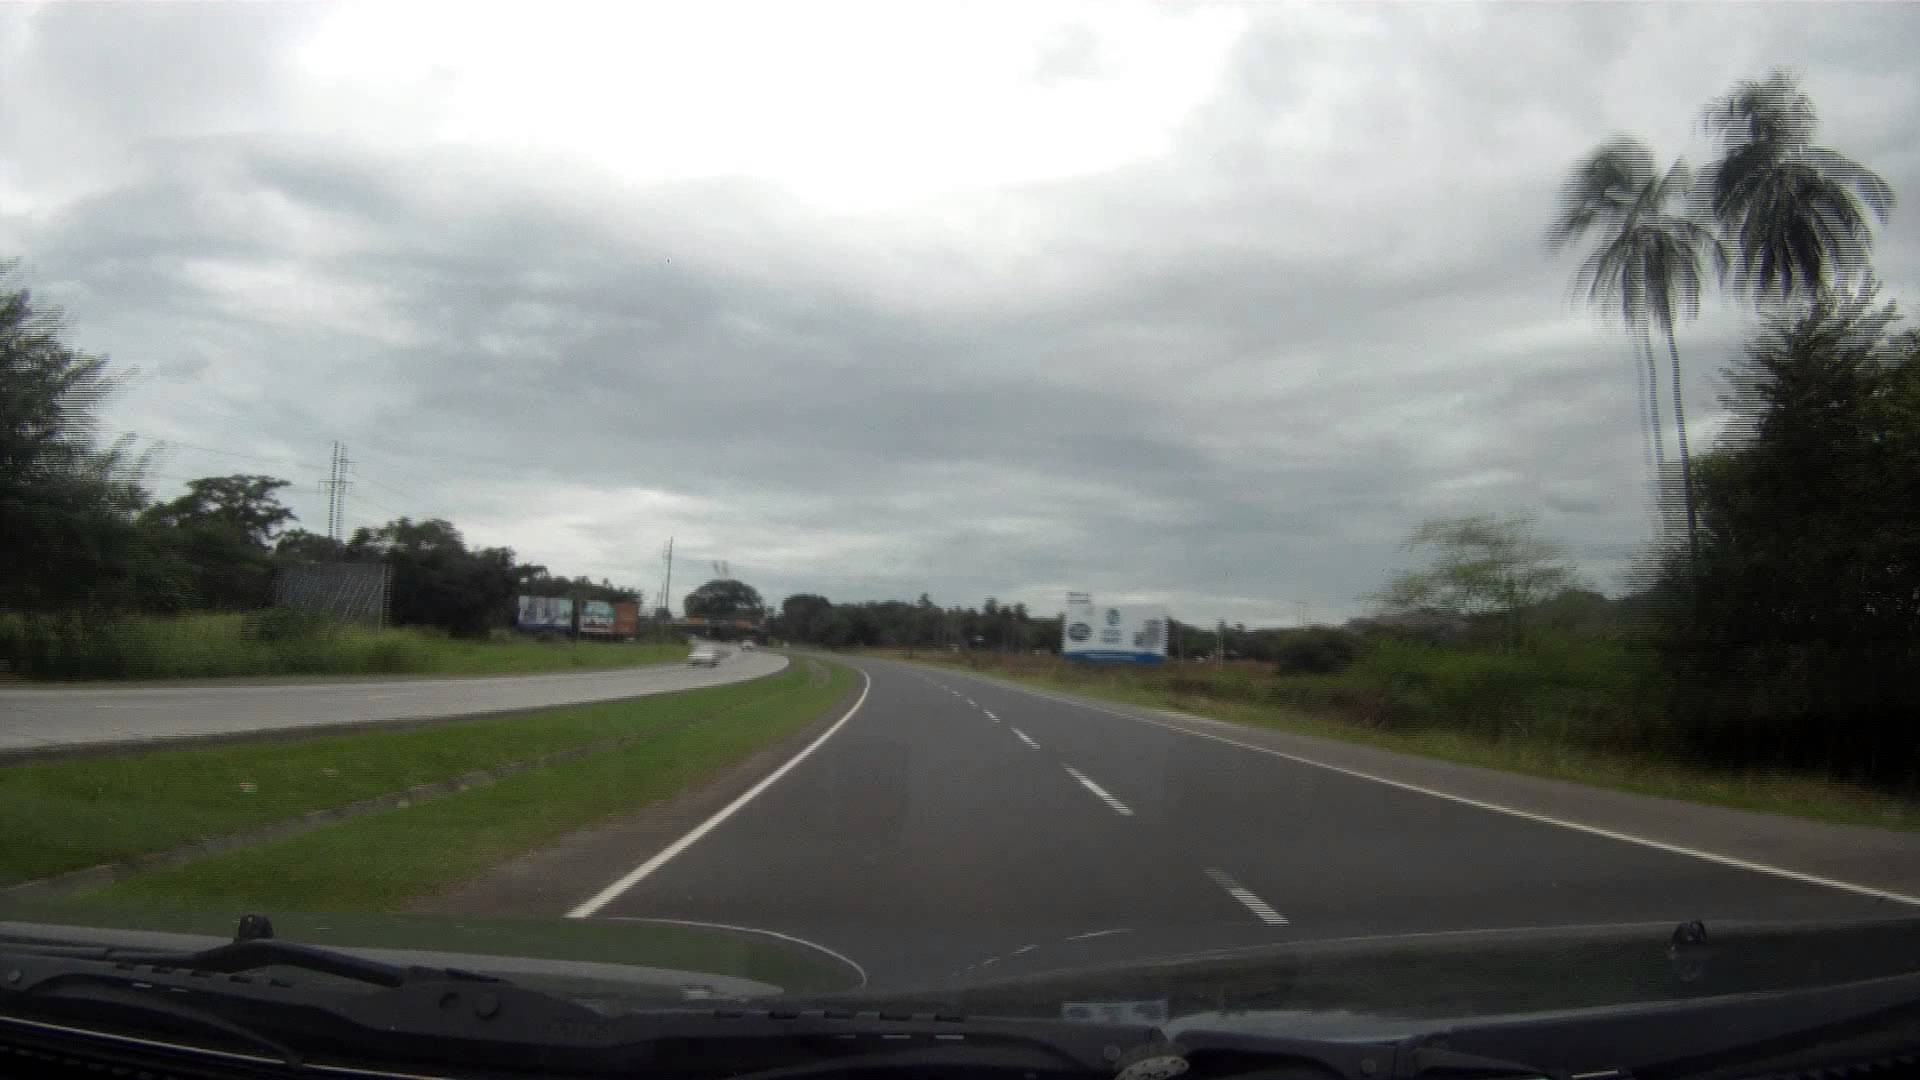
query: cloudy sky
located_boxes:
[4,2,1917,626]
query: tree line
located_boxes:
[1,277,641,643]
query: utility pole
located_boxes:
[320,441,352,543]
[659,537,675,618]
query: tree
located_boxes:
[1659,282,1919,783]
[776,593,834,641]
[1549,138,1728,572]
[1370,514,1577,645]
[1702,69,1895,306]
[347,517,517,637]
[683,578,765,619]
[0,277,159,613]
[275,528,347,562]
[141,475,296,610]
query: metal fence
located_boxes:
[273,562,392,627]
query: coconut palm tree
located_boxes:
[1702,69,1895,305]
[1548,137,1727,572]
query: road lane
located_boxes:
[588,660,1257,986]
[579,655,1910,989]
[935,663,1908,936]
[0,647,787,754]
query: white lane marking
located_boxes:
[964,698,976,706]
[954,674,1920,909]
[1009,726,1040,750]
[982,710,998,721]
[1205,867,1289,925]
[600,917,867,988]
[1066,928,1131,941]
[1062,765,1133,816]
[1011,943,1038,955]
[567,669,873,918]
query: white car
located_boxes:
[687,647,720,667]
[740,640,756,651]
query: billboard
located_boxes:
[1063,599,1167,663]
[517,595,574,632]
[612,601,640,637]
[579,600,616,635]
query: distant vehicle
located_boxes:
[687,646,720,667]
[740,640,756,651]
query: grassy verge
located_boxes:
[72,661,854,911]
[872,649,1920,831]
[0,611,686,680]
[1,661,799,887]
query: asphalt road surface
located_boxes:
[0,647,787,754]
[576,655,1915,990]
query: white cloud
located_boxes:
[5,1,1917,626]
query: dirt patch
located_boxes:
[410,674,863,918]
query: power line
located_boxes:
[353,472,431,508]
[145,438,315,470]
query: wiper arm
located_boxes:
[1,912,504,989]
[101,937,507,988]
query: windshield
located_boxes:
[3,0,1918,1026]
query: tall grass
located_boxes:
[0,612,685,680]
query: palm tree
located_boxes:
[1548,137,1727,573]
[1702,69,1895,305]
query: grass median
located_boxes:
[1,658,805,888]
[64,659,854,911]
[873,649,1920,831]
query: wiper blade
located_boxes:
[100,937,507,988]
[0,912,504,989]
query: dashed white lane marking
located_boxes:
[567,669,874,918]
[1205,867,1289,925]
[1066,928,1131,941]
[1011,943,1038,955]
[1062,765,1133,816]
[982,710,998,721]
[963,698,976,706]
[947,671,1920,909]
[1009,726,1040,750]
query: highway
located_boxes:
[570,656,1920,990]
[0,647,787,755]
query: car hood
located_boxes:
[0,911,851,1004]
[801,914,1920,1027]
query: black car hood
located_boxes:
[804,914,1920,1026]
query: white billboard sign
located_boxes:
[517,595,574,632]
[1062,599,1167,663]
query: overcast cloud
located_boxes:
[4,1,1918,625]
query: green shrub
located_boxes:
[1272,627,1362,675]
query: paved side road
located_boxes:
[571,655,1919,989]
[0,648,788,755]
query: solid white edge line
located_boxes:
[938,668,1920,909]
[566,668,873,919]
[1063,765,1134,816]
[599,916,868,988]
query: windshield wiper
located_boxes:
[1,918,1160,1078]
